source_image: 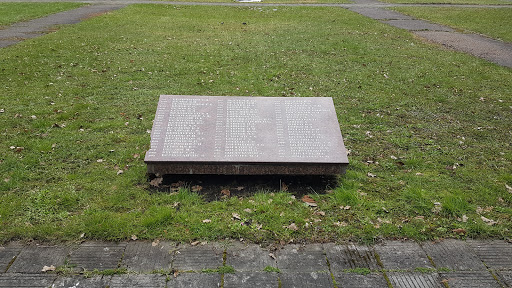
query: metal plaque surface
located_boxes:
[145,95,348,175]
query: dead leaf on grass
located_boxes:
[481,216,497,226]
[202,219,212,223]
[286,223,298,231]
[191,185,202,192]
[367,172,376,178]
[131,235,138,241]
[191,241,200,246]
[301,195,317,207]
[334,221,348,227]
[281,182,288,191]
[452,228,466,234]
[150,177,163,187]
[243,208,252,213]
[232,213,241,220]
[152,240,160,247]
[314,211,326,216]
[221,189,231,197]
[117,170,124,175]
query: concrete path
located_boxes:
[0,4,125,48]
[0,239,511,287]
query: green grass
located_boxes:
[393,7,512,42]
[382,0,511,4]
[0,4,511,244]
[0,2,85,27]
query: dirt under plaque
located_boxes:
[145,95,348,175]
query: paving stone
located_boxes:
[333,272,388,288]
[467,240,512,270]
[374,241,432,270]
[110,274,167,288]
[52,275,110,288]
[383,20,454,32]
[440,271,501,288]
[8,245,70,273]
[324,243,379,271]
[122,241,174,272]
[497,271,512,287]
[67,241,126,271]
[348,7,413,20]
[0,245,21,273]
[279,272,334,288]
[226,243,276,272]
[224,272,278,288]
[422,240,486,271]
[276,244,328,272]
[172,244,223,271]
[0,273,56,287]
[388,272,443,288]
[169,273,221,288]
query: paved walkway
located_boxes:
[1,239,511,287]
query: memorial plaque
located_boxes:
[145,95,348,175]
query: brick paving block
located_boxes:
[467,240,512,270]
[333,272,388,288]
[226,242,276,272]
[52,275,110,288]
[67,241,126,271]
[279,272,334,288]
[440,271,501,288]
[0,245,21,273]
[422,240,486,271]
[324,243,379,271]
[388,272,443,288]
[276,244,328,273]
[109,274,167,288]
[169,273,221,288]
[374,241,433,270]
[224,272,278,288]
[8,245,70,273]
[496,271,512,287]
[0,273,56,287]
[172,244,223,271]
[122,241,174,272]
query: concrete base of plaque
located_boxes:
[145,95,348,175]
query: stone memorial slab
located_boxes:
[279,272,334,288]
[122,241,174,272]
[440,271,501,288]
[172,244,223,271]
[8,245,69,273]
[333,272,388,288]
[387,272,443,288]
[275,244,328,273]
[224,272,278,288]
[225,243,277,272]
[374,241,433,270]
[67,241,126,271]
[422,240,486,271]
[324,243,380,271]
[145,95,348,175]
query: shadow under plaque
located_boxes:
[145,95,349,176]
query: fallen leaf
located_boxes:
[173,270,179,278]
[506,184,512,194]
[415,173,424,176]
[41,265,56,272]
[202,219,212,223]
[367,172,376,178]
[150,177,163,187]
[481,216,497,226]
[191,241,200,246]
[96,159,104,163]
[301,195,317,206]
[382,207,389,213]
[221,189,231,197]
[280,212,285,217]
[117,170,124,175]
[191,185,202,192]
[340,206,351,210]
[243,208,252,213]
[314,211,325,216]
[269,253,276,260]
[133,153,140,158]
[286,223,298,231]
[14,147,24,153]
[452,228,466,234]
[0,109,4,113]
[462,215,468,223]
[80,233,85,238]
[232,213,241,220]
[131,235,138,241]
[172,202,180,208]
[152,240,160,247]
[414,216,425,220]
[390,155,397,160]
[281,182,288,191]
[334,221,348,227]
[31,115,37,119]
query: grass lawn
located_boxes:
[381,0,511,5]
[0,5,511,244]
[393,7,512,43]
[0,2,85,27]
